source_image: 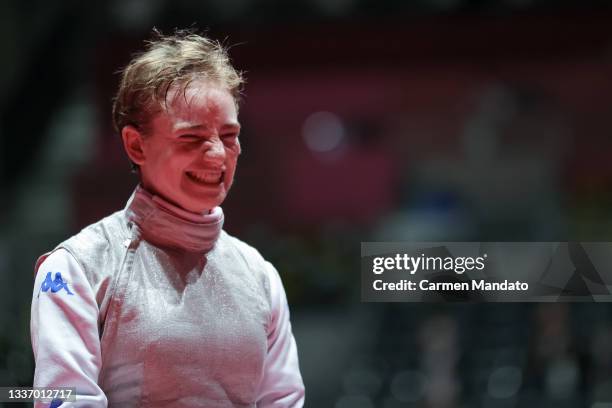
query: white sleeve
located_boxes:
[256,263,305,408]
[30,248,107,407]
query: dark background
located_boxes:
[2,0,612,406]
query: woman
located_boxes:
[30,30,305,407]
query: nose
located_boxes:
[203,137,225,163]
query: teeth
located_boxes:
[188,171,223,184]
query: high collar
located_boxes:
[125,185,224,253]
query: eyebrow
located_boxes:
[173,122,241,133]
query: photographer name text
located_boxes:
[373,279,529,291]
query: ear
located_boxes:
[121,125,146,166]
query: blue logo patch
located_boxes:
[40,272,74,295]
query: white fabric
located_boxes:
[31,248,304,407]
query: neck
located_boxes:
[125,185,224,253]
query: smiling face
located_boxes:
[122,79,241,213]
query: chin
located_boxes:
[178,189,227,213]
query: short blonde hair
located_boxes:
[112,29,244,135]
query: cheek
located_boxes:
[226,150,239,173]
[146,152,190,188]
[162,148,195,172]
[222,154,238,188]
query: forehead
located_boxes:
[160,79,237,124]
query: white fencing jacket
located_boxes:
[30,195,304,407]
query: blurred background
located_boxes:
[1,0,612,407]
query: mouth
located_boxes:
[186,170,224,185]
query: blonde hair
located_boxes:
[112,29,244,135]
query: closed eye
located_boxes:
[178,134,202,143]
[221,133,239,143]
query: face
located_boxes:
[122,80,241,213]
